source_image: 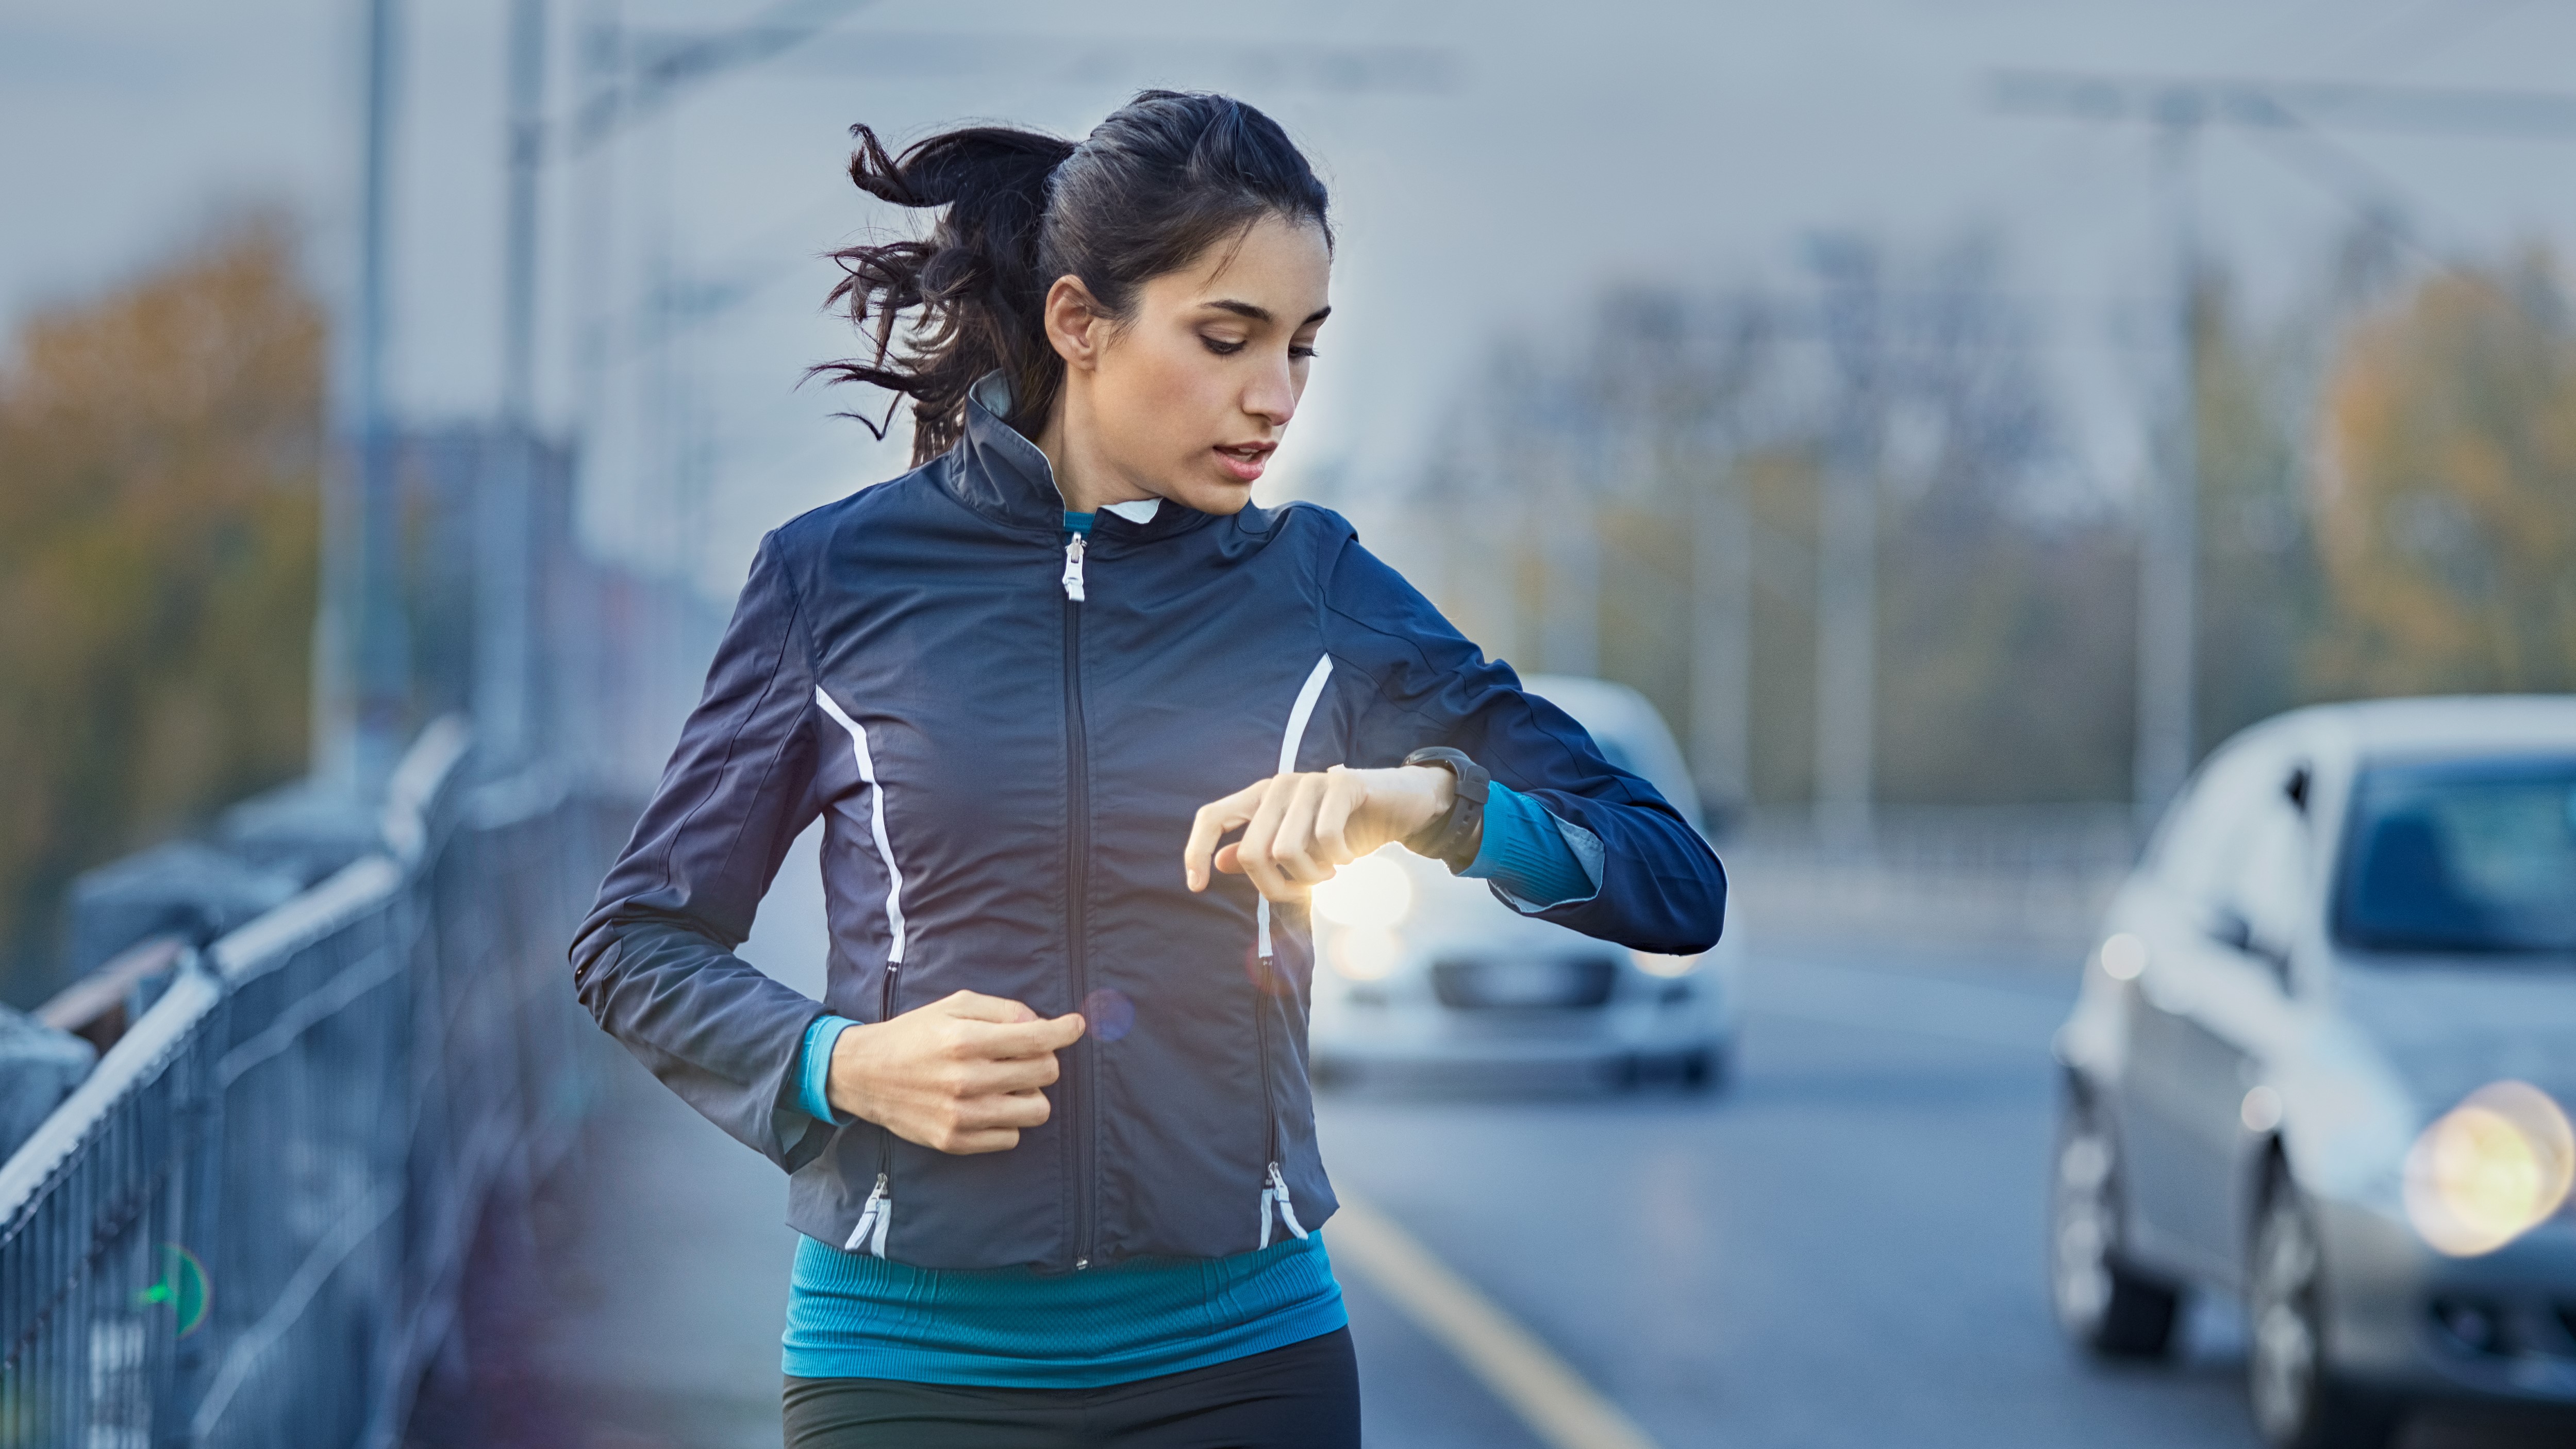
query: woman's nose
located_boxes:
[1242,357,1298,428]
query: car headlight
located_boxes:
[1630,949,1702,978]
[2403,1080,2575,1257]
[1328,926,1405,980]
[1311,853,1412,929]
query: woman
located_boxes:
[570,90,1726,1448]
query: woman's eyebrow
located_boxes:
[1201,300,1334,326]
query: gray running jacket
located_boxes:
[570,387,1728,1273]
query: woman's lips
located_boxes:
[1214,443,1273,483]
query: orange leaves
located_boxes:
[0,212,324,998]
[2309,254,2576,699]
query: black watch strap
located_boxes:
[1401,747,1490,874]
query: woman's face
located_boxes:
[1054,212,1332,516]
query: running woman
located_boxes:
[571,90,1727,1449]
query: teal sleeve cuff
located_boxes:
[1460,781,1600,910]
[797,1014,858,1125]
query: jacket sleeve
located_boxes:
[568,531,835,1170]
[1320,530,1726,955]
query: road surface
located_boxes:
[417,835,2556,1448]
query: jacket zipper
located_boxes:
[1062,518,1096,1269]
[846,960,899,1256]
[1254,655,1335,1250]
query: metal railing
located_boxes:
[0,720,614,1448]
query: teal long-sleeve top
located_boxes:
[782,777,1598,1386]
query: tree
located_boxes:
[2193,270,2320,753]
[2308,252,2576,697]
[0,213,323,1003]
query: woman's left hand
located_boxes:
[1183,764,1456,903]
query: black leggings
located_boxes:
[782,1327,1360,1449]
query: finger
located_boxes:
[939,1127,1023,1155]
[1184,779,1270,892]
[955,1013,1086,1060]
[1214,841,1244,876]
[1267,773,1336,887]
[1236,772,1300,902]
[937,991,1041,1024]
[1314,767,1360,868]
[958,1088,1054,1131]
[954,1052,1061,1095]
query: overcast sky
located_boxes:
[10,0,2576,593]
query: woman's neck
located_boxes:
[1035,389,1157,515]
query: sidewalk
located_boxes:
[407,834,830,1449]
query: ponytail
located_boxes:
[813,92,1332,465]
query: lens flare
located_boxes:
[1310,854,1413,930]
[2404,1080,2575,1257]
[1080,988,1135,1043]
[2099,934,2148,981]
[136,1243,211,1337]
[1328,927,1405,981]
[1630,950,1702,978]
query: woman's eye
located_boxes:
[1199,335,1247,356]
[1290,345,1319,360]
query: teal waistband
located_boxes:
[781,1231,1347,1388]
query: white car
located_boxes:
[2050,696,2576,1449]
[1306,675,1739,1089]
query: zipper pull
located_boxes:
[845,1172,892,1257]
[1061,532,1087,602]
[1260,1161,1309,1249]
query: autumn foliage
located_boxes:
[0,216,323,1002]
[2311,254,2576,697]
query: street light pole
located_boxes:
[477,0,547,767]
[323,0,409,792]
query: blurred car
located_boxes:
[2049,696,2576,1448]
[1306,674,1738,1089]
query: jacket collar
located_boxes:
[943,372,1222,545]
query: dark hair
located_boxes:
[812,90,1332,464]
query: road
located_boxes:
[424,837,2549,1448]
[1322,941,2267,1449]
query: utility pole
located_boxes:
[1990,69,2576,823]
[478,0,547,768]
[1807,236,1880,853]
[318,0,408,792]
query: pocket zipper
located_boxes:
[845,961,900,1257]
[1253,655,1337,1248]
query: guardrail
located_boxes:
[0,720,613,1448]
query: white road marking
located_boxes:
[1330,1192,1663,1449]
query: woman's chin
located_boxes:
[1170,477,1258,515]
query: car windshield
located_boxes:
[2334,756,2576,955]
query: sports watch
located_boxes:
[1400,746,1490,873]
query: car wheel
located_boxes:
[2049,1094,2181,1358]
[2247,1178,2402,1449]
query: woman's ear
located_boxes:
[1043,275,1105,372]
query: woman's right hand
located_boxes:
[826,990,1087,1154]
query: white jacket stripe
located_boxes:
[1256,654,1336,959]
[815,687,908,964]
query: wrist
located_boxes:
[1399,748,1490,873]
[826,1020,884,1124]
[1393,764,1455,837]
